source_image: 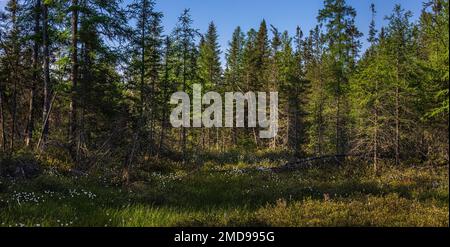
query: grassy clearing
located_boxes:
[0,159,448,227]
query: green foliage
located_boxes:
[0,0,448,227]
[257,194,448,227]
[349,2,448,166]
[224,26,245,90]
[419,0,449,119]
[198,22,222,89]
[0,161,447,226]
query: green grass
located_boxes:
[0,161,448,227]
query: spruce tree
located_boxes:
[173,9,199,157]
[318,0,362,157]
[384,4,416,165]
[198,21,222,89]
[224,26,245,146]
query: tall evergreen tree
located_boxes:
[350,4,391,171]
[225,26,245,90]
[318,0,362,156]
[24,0,41,147]
[173,9,199,157]
[123,0,164,180]
[69,0,79,157]
[305,26,329,156]
[224,26,245,146]
[418,0,449,164]
[198,21,222,89]
[384,4,416,165]
[254,20,270,91]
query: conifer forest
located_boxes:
[0,0,448,227]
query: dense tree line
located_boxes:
[0,0,448,178]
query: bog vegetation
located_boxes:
[0,0,448,227]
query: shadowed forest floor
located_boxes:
[0,152,448,227]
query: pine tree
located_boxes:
[384,4,416,165]
[198,22,222,150]
[69,0,79,157]
[41,0,50,147]
[225,26,245,90]
[24,0,41,147]
[418,0,449,164]
[318,0,362,157]
[0,0,23,153]
[123,0,164,179]
[351,4,423,167]
[198,21,222,89]
[242,28,257,93]
[349,3,384,171]
[224,26,245,146]
[305,26,329,156]
[254,20,270,91]
[173,9,199,157]
[158,36,175,155]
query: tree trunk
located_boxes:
[133,0,148,159]
[9,0,19,153]
[335,77,341,156]
[0,89,5,152]
[69,0,79,158]
[395,84,400,166]
[374,80,379,172]
[0,26,5,151]
[181,44,187,162]
[25,0,41,147]
[158,110,167,156]
[395,58,400,166]
[36,93,56,151]
[316,66,324,156]
[42,2,50,146]
[158,38,170,156]
[232,127,237,147]
[10,76,17,153]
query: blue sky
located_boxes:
[0,0,424,63]
[149,0,423,60]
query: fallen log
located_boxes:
[271,153,363,172]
